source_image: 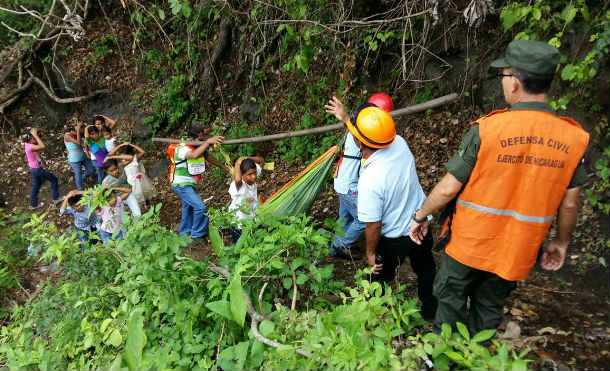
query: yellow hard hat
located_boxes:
[346,106,396,149]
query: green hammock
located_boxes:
[257,146,338,218]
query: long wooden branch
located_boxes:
[152,93,459,146]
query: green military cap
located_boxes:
[491,39,559,75]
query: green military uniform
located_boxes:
[433,40,588,334]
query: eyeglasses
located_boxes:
[496,73,514,78]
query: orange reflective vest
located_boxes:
[444,109,589,281]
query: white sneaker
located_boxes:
[28,203,44,210]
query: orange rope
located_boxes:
[262,146,338,204]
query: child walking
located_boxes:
[85,125,108,183]
[64,121,95,190]
[102,125,117,152]
[96,186,131,244]
[101,160,142,217]
[228,156,264,243]
[60,190,98,249]
[25,128,62,209]
[105,142,157,205]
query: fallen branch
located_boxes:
[209,264,310,358]
[152,93,459,146]
[30,74,109,103]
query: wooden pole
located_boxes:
[151,93,459,146]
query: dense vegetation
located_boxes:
[0,0,608,370]
[0,207,531,370]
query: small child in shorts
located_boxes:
[228,156,264,243]
[59,190,98,249]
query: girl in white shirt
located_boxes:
[228,155,264,243]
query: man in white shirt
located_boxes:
[324,94,394,260]
[348,106,437,320]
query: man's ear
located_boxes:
[511,75,521,94]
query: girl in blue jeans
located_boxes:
[25,128,62,209]
[64,121,95,190]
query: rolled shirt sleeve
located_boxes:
[445,125,480,184]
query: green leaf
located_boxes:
[209,225,224,256]
[100,318,113,333]
[157,9,165,20]
[206,300,233,321]
[282,277,293,289]
[259,320,275,337]
[561,4,578,24]
[444,351,466,364]
[472,329,496,343]
[291,257,304,270]
[296,273,309,285]
[511,359,529,371]
[125,309,146,371]
[532,7,541,21]
[456,322,470,341]
[373,327,387,338]
[217,341,250,371]
[109,355,124,371]
[107,329,123,347]
[500,8,517,31]
[441,323,452,339]
[229,274,247,327]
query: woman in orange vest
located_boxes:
[409,40,589,334]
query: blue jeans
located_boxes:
[92,161,104,184]
[171,184,209,238]
[98,229,124,245]
[331,190,365,253]
[69,158,95,190]
[29,167,60,207]
[76,227,98,250]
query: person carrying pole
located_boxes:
[324,93,393,260]
[167,122,224,243]
[347,105,438,320]
[409,40,589,334]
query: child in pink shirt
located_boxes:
[96,186,131,244]
[25,128,62,209]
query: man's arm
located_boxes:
[186,136,223,159]
[365,221,382,274]
[541,187,581,271]
[409,172,463,244]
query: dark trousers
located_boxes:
[229,227,242,244]
[433,252,517,334]
[29,167,60,207]
[373,232,437,319]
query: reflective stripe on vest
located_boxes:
[456,199,555,224]
[445,109,589,281]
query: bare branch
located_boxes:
[258,281,269,317]
[1,21,62,41]
[291,271,297,311]
[208,264,311,358]
[30,73,109,103]
[37,0,57,37]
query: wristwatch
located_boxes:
[412,210,427,223]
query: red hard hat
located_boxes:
[367,93,394,112]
